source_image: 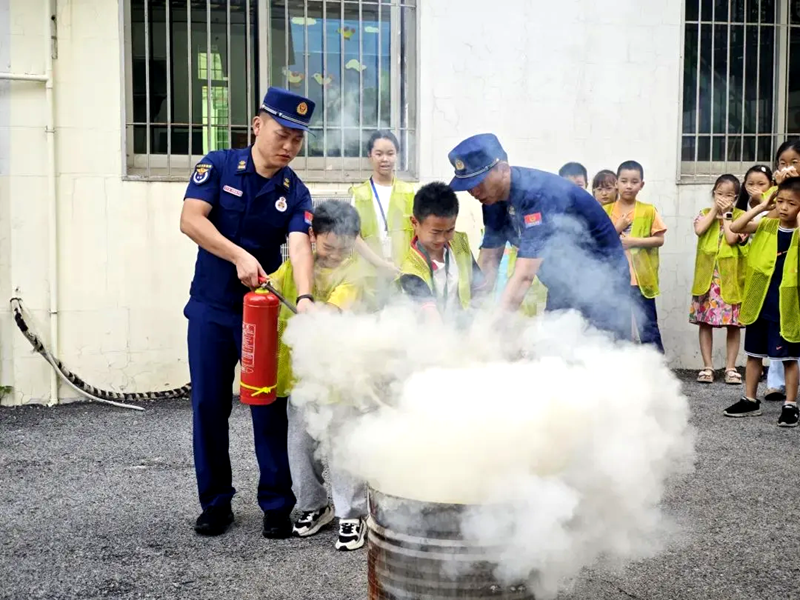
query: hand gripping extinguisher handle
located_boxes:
[258,278,298,314]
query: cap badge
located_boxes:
[455,159,465,171]
[297,102,308,116]
[275,197,288,212]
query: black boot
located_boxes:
[194,504,234,536]
[262,511,292,539]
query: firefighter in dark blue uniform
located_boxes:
[180,87,317,538]
[448,133,632,338]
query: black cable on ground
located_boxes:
[10,298,191,411]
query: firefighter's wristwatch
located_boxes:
[297,294,315,304]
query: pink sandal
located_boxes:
[697,369,714,383]
[724,369,742,385]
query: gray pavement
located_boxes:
[1,373,799,600]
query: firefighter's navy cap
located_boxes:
[259,87,315,132]
[448,133,508,191]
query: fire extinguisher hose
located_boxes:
[9,298,191,411]
[259,281,298,314]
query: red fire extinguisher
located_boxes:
[240,288,281,406]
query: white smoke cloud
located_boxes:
[286,306,694,599]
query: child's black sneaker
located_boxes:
[292,506,334,537]
[778,403,799,428]
[765,387,786,401]
[335,518,366,551]
[723,397,762,417]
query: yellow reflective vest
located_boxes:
[604,201,660,298]
[739,218,800,342]
[691,208,747,304]
[269,256,367,397]
[351,178,415,267]
[397,232,474,310]
[506,246,548,317]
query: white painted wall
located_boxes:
[0,0,734,406]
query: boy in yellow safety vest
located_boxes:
[604,160,667,352]
[724,178,800,427]
[268,200,371,551]
[396,182,484,320]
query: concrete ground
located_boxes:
[1,373,799,600]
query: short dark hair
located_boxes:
[777,176,800,196]
[367,130,400,154]
[592,169,617,189]
[558,162,588,181]
[413,182,459,222]
[311,200,361,238]
[617,160,644,179]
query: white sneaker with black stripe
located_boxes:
[335,518,366,551]
[292,506,334,538]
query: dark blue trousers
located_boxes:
[186,301,295,515]
[630,287,664,353]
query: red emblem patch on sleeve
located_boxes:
[304,211,313,225]
[524,212,542,228]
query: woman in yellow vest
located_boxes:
[396,182,482,320]
[723,177,800,427]
[690,175,748,385]
[350,130,415,271]
[604,160,666,351]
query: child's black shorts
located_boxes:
[744,317,800,361]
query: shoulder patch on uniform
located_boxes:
[192,164,212,185]
[524,212,542,228]
[304,211,313,225]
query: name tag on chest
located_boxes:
[223,185,243,197]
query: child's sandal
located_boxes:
[697,369,714,383]
[724,369,742,385]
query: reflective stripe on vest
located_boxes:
[739,218,800,342]
[691,208,747,304]
[351,179,415,267]
[398,231,473,309]
[603,201,660,298]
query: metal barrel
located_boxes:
[367,488,535,600]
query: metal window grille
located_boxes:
[680,0,800,181]
[125,0,260,181]
[124,0,417,183]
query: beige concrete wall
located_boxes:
[0,0,726,406]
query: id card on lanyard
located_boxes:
[371,177,392,258]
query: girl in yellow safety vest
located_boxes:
[690,175,748,385]
[350,131,416,272]
[722,177,800,428]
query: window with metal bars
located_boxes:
[681,0,800,181]
[124,0,417,183]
